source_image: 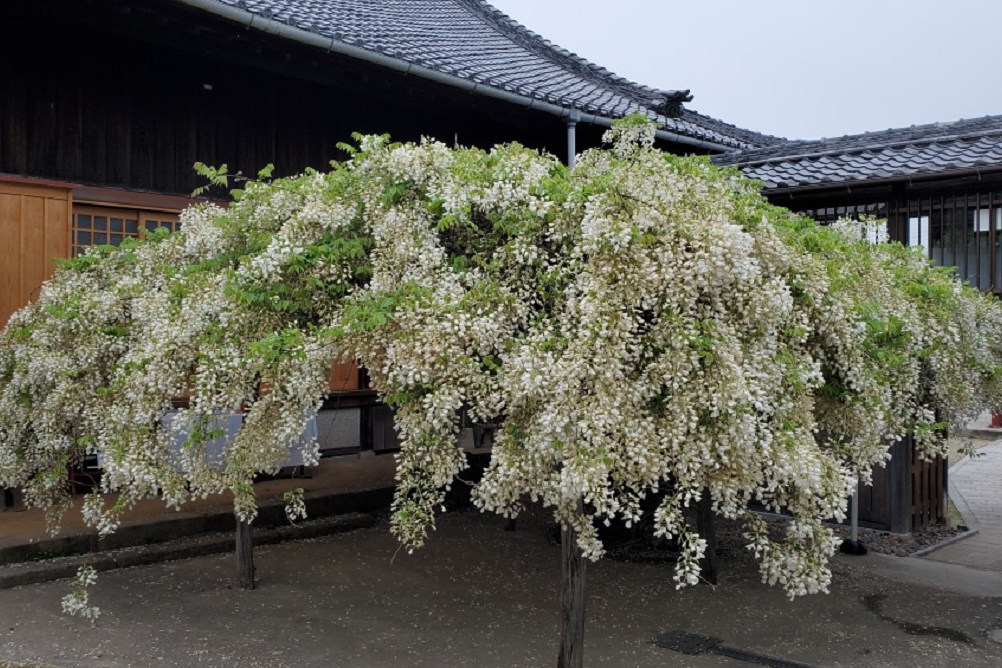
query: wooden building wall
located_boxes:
[0,1,699,199]
[0,0,699,401]
[0,15,373,195]
[0,2,588,197]
[0,0,566,332]
[0,178,72,327]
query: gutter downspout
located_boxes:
[175,0,735,153]
[567,109,581,168]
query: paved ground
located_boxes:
[928,440,1002,571]
[0,508,1000,668]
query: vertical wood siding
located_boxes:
[0,7,568,198]
[0,180,71,327]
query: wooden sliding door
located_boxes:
[0,177,73,327]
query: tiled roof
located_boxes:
[684,110,785,150]
[191,0,780,150]
[715,115,1002,189]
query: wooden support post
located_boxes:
[558,509,586,668]
[696,491,717,585]
[236,519,255,590]
[888,437,913,535]
[359,402,374,455]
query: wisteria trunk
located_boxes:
[236,519,255,590]
[557,507,586,668]
[696,492,718,585]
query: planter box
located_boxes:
[850,435,947,533]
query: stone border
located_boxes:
[0,486,393,566]
[963,427,1002,441]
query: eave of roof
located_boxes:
[172,0,779,151]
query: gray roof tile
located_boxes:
[716,115,1002,188]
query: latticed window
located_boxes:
[888,192,1002,293]
[799,194,1002,294]
[72,205,180,257]
[797,202,887,225]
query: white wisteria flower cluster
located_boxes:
[61,565,100,621]
[3,118,1002,599]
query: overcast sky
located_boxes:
[490,0,1002,141]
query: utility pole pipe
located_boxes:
[851,488,859,544]
[839,485,867,556]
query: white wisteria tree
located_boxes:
[3,117,1002,666]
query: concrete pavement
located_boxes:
[927,441,1002,571]
[2,440,1002,667]
[0,508,1000,668]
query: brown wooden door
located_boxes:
[0,177,73,327]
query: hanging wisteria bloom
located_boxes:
[2,117,1002,603]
